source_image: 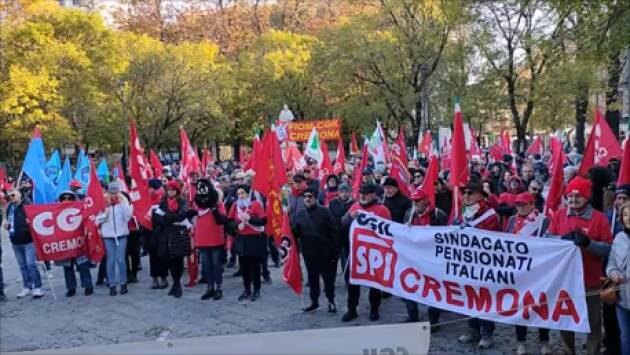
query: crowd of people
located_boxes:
[1,147,629,355]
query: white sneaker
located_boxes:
[16,288,31,298]
[516,341,528,355]
[32,288,44,298]
[540,342,552,355]
[478,336,494,349]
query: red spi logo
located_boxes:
[350,227,397,288]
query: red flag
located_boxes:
[390,127,411,196]
[129,121,152,229]
[420,156,439,207]
[545,144,565,215]
[149,149,163,177]
[319,141,334,180]
[501,131,513,155]
[239,145,251,167]
[333,137,346,175]
[594,110,622,166]
[469,127,482,157]
[418,130,432,157]
[281,213,302,295]
[83,216,105,263]
[449,101,469,188]
[201,148,214,176]
[527,136,543,156]
[350,133,359,155]
[618,137,630,185]
[114,162,129,193]
[285,143,304,172]
[178,127,196,180]
[352,143,368,200]
[243,136,261,172]
[489,144,503,162]
[83,159,106,218]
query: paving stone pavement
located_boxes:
[0,231,589,354]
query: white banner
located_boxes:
[15,323,430,355]
[349,213,589,333]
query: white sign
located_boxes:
[349,213,589,333]
[16,323,431,355]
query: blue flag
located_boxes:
[21,128,55,203]
[96,158,110,184]
[54,156,72,199]
[73,148,90,190]
[46,149,61,184]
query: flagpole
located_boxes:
[611,208,617,235]
[39,262,57,301]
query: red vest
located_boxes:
[193,202,226,248]
[547,206,613,288]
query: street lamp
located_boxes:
[117,80,128,176]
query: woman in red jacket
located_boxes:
[228,185,267,302]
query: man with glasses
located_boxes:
[528,179,545,213]
[455,178,500,349]
[291,187,339,313]
[5,189,44,299]
[546,176,612,355]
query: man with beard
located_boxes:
[292,187,339,313]
[341,183,391,322]
[528,179,545,213]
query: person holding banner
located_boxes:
[504,192,551,355]
[291,187,339,313]
[402,189,447,326]
[454,178,500,349]
[546,176,613,355]
[154,180,191,298]
[5,189,44,299]
[97,182,133,297]
[341,183,391,322]
[607,201,630,355]
[56,190,94,297]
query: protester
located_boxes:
[147,178,168,290]
[56,190,94,297]
[6,188,44,299]
[288,173,308,224]
[528,179,545,212]
[328,183,354,271]
[319,175,340,206]
[606,184,630,237]
[97,182,133,296]
[546,176,613,355]
[434,177,452,217]
[455,178,500,349]
[504,192,550,355]
[402,189,447,326]
[607,201,630,355]
[382,177,411,224]
[190,179,228,301]
[520,163,535,188]
[303,167,320,192]
[292,187,339,313]
[341,183,391,322]
[154,180,191,298]
[227,185,267,301]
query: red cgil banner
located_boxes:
[287,119,342,142]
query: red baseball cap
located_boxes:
[514,192,534,205]
[69,179,82,189]
[410,189,429,201]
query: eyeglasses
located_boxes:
[60,196,74,201]
[303,194,314,199]
[530,187,541,192]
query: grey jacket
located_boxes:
[606,231,630,309]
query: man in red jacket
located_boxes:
[546,176,612,355]
[341,183,391,323]
[455,178,500,349]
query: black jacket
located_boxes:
[403,207,448,226]
[292,204,339,259]
[384,192,412,223]
[435,190,452,217]
[153,197,191,258]
[7,198,32,245]
[328,197,354,249]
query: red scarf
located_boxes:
[292,186,307,197]
[167,197,179,212]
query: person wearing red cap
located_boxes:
[505,192,551,355]
[546,176,613,355]
[402,188,447,327]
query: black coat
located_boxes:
[292,204,339,260]
[384,192,412,224]
[153,197,191,258]
[328,197,354,250]
[7,198,32,245]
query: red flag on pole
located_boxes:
[579,111,623,177]
[281,213,302,295]
[333,137,346,175]
[545,144,566,215]
[350,133,359,155]
[178,127,196,180]
[114,162,129,193]
[129,121,152,229]
[527,136,543,156]
[201,147,214,176]
[82,159,107,218]
[319,141,334,180]
[420,156,439,207]
[390,127,411,196]
[149,149,163,177]
[352,143,368,200]
[449,101,469,188]
[618,137,630,185]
